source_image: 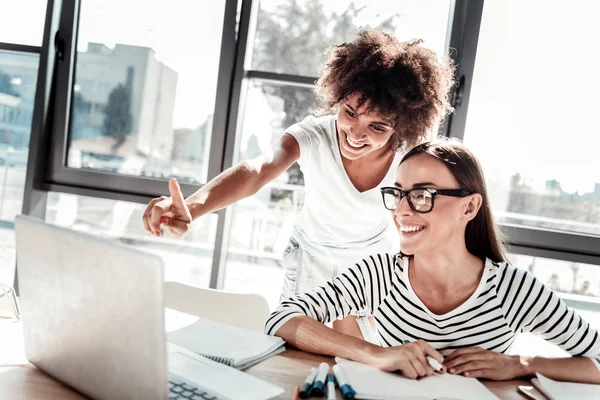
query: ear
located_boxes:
[462,193,483,222]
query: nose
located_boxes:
[395,195,413,217]
[347,125,367,141]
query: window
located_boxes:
[223,81,317,308]
[45,192,218,289]
[463,0,600,237]
[250,0,452,77]
[18,0,502,300]
[68,0,227,185]
[0,1,48,47]
[0,51,39,286]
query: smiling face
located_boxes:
[393,153,480,256]
[336,93,396,161]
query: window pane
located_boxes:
[68,0,225,184]
[251,0,452,77]
[0,50,38,286]
[45,192,217,288]
[464,0,600,236]
[222,81,318,309]
[0,1,48,46]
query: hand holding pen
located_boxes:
[367,339,445,379]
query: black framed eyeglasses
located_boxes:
[380,187,472,213]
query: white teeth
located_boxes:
[346,133,366,148]
[400,225,424,233]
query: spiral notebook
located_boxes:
[167,317,285,370]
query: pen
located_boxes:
[292,384,301,400]
[310,362,330,397]
[326,373,336,400]
[299,367,318,399]
[426,356,443,372]
[332,364,356,400]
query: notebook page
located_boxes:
[422,372,500,400]
[167,317,284,366]
[335,358,430,399]
[536,373,600,400]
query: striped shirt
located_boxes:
[265,253,600,366]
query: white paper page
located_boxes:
[335,358,430,400]
[536,373,600,400]
[167,316,284,364]
[421,372,500,400]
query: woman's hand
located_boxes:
[368,340,445,379]
[444,347,525,380]
[142,178,192,237]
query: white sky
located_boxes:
[463,0,600,194]
[1,0,599,193]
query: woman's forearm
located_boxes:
[185,161,263,220]
[275,316,378,364]
[519,356,600,383]
[185,134,300,220]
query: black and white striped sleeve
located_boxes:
[264,254,395,336]
[498,265,600,368]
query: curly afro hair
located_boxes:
[316,29,455,151]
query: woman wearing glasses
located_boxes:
[142,30,454,336]
[266,140,600,384]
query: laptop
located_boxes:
[14,215,284,400]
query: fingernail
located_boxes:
[160,217,169,224]
[464,372,469,376]
[449,368,455,373]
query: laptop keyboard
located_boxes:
[168,375,223,400]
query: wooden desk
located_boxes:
[0,311,543,400]
[0,348,541,400]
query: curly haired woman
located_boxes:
[143,30,455,336]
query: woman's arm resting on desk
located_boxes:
[444,347,600,383]
[267,257,444,379]
[455,268,600,383]
[520,355,600,383]
[275,316,444,379]
[143,134,300,235]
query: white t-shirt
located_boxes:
[286,114,401,267]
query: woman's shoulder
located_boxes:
[487,258,511,271]
[287,114,336,134]
[486,258,540,290]
[350,253,402,272]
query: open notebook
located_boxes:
[334,358,499,400]
[167,317,285,370]
[532,373,600,400]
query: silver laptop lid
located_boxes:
[15,215,168,400]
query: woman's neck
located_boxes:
[406,247,485,315]
[410,247,484,295]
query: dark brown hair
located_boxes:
[317,29,455,152]
[401,139,507,263]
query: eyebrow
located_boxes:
[394,181,437,188]
[345,103,393,127]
